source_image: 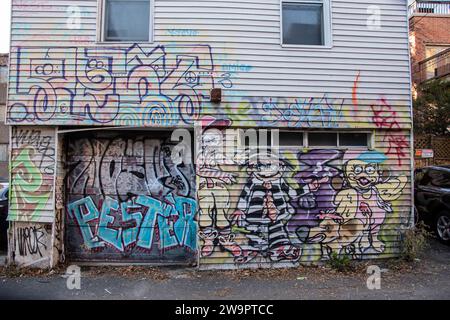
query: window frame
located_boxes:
[305,131,373,149]
[280,0,333,49]
[98,0,154,44]
[237,130,373,149]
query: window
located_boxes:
[238,130,370,149]
[281,0,332,47]
[102,0,152,42]
[0,65,7,83]
[309,132,337,146]
[0,65,7,105]
[279,132,304,147]
[339,133,369,147]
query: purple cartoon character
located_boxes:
[288,149,343,245]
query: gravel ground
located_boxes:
[0,239,449,300]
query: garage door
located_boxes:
[65,131,197,264]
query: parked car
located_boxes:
[414,166,450,245]
[0,186,8,251]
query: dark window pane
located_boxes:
[279,132,303,147]
[105,0,150,41]
[282,3,323,45]
[309,133,337,146]
[0,66,7,83]
[340,133,368,147]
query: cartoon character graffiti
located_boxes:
[231,153,301,263]
[288,150,343,246]
[197,117,242,258]
[306,151,407,258]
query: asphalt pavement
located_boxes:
[0,239,449,300]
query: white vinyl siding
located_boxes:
[7,0,412,129]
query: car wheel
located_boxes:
[435,212,450,245]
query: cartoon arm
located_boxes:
[376,175,407,202]
[197,166,236,185]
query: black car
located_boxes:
[0,186,8,251]
[415,166,450,245]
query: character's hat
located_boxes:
[200,116,232,132]
[345,150,387,164]
[295,149,342,180]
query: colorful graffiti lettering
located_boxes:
[8,44,231,126]
[67,194,197,252]
[258,95,345,128]
[10,128,55,222]
[65,133,197,262]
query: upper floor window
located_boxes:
[281,0,332,47]
[0,65,7,105]
[102,0,152,42]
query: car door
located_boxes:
[417,169,449,221]
[415,169,439,222]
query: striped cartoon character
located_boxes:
[231,153,301,263]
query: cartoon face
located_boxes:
[250,156,284,181]
[202,129,223,148]
[345,160,381,190]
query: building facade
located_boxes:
[409,0,450,86]
[6,0,413,269]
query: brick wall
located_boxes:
[410,15,450,65]
[410,15,450,86]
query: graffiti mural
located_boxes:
[11,222,52,268]
[197,117,256,261]
[288,149,344,245]
[9,127,55,222]
[198,146,408,268]
[232,153,301,263]
[65,132,197,263]
[299,150,407,258]
[371,99,410,166]
[8,44,228,126]
[259,96,346,129]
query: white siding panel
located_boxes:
[7,0,411,129]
